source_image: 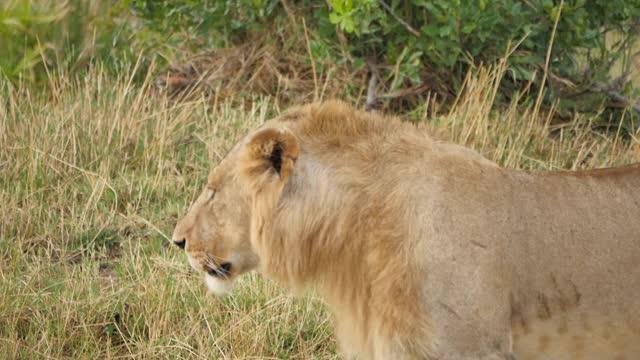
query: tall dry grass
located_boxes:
[0,65,335,359]
[1,61,638,359]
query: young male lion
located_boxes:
[172,101,640,359]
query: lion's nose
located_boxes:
[173,238,186,249]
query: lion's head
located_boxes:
[172,101,436,358]
[172,118,300,295]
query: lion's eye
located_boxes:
[209,190,216,203]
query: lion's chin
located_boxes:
[204,274,236,296]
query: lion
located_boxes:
[172,100,640,359]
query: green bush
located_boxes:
[0,0,129,84]
[126,0,284,61]
[0,1,67,82]
[2,0,638,117]
[329,0,640,99]
[120,0,640,115]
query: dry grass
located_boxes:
[0,65,335,359]
[1,61,639,359]
[155,34,363,106]
[426,62,640,170]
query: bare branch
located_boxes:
[378,0,420,37]
[378,83,429,99]
[366,70,379,111]
[593,86,640,114]
[365,58,383,111]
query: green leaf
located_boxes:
[1,18,26,31]
[461,23,476,34]
[439,26,451,37]
[332,0,344,13]
[329,12,341,24]
[342,17,355,33]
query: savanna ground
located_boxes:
[2,61,639,359]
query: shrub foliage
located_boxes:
[2,0,639,116]
[127,0,639,112]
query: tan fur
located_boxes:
[173,101,640,359]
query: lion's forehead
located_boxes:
[207,158,237,186]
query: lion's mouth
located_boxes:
[206,262,232,279]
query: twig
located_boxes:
[596,88,640,114]
[589,74,640,114]
[365,59,380,111]
[364,56,428,110]
[378,0,420,37]
[302,18,319,101]
[378,83,429,99]
[532,0,563,120]
[279,0,297,30]
[366,72,378,111]
[547,70,577,89]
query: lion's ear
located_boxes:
[241,127,299,189]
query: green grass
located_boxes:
[1,63,638,359]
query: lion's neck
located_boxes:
[255,157,431,357]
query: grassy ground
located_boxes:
[1,64,639,359]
